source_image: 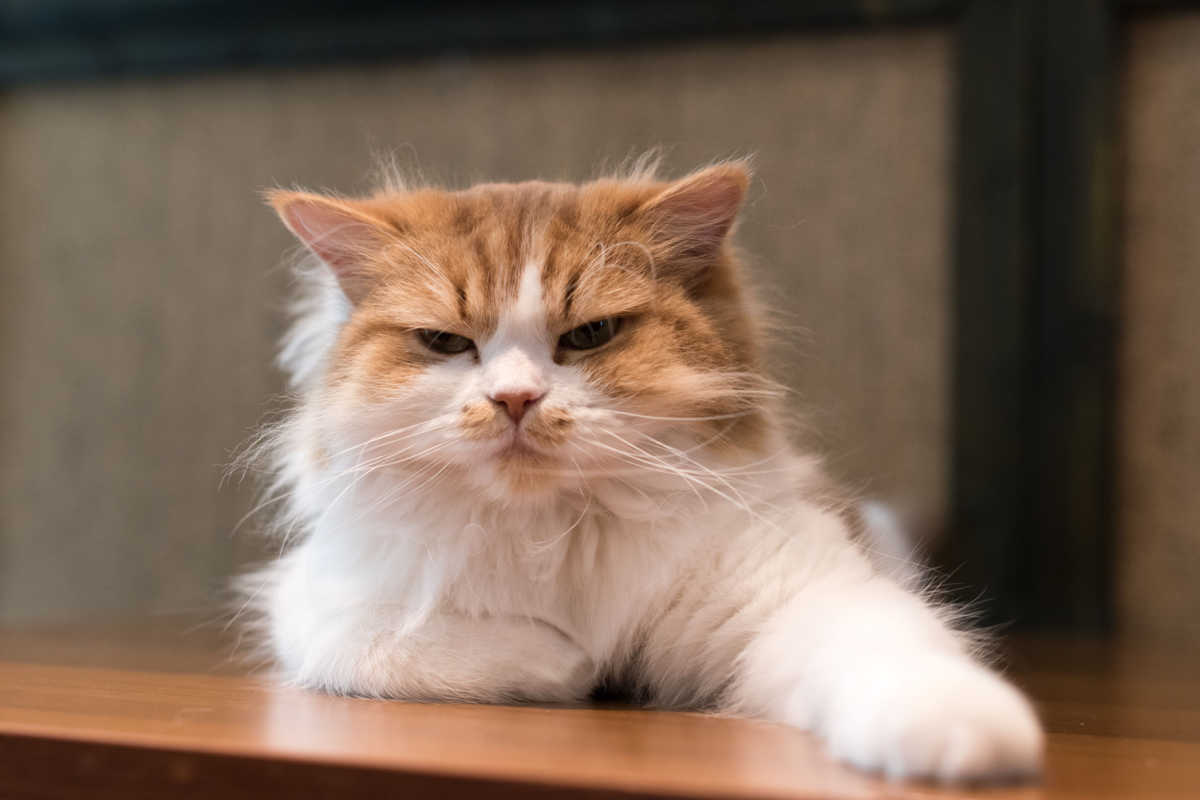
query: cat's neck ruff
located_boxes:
[300,447,787,552]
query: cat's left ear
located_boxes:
[639,162,750,272]
[267,190,395,304]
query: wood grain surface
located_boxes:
[0,621,1196,799]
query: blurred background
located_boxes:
[0,1,1195,644]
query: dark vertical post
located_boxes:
[948,0,1038,625]
[949,0,1117,631]
[1026,0,1117,630]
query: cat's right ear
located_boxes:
[267,190,392,303]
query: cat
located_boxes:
[241,160,1043,783]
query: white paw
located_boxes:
[824,656,1044,782]
[504,632,597,703]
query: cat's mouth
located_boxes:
[487,428,562,469]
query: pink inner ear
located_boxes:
[274,196,390,303]
[279,200,377,271]
[645,165,750,251]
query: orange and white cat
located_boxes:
[246,161,1043,782]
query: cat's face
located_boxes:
[271,165,767,503]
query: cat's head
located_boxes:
[269,163,774,505]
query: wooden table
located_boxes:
[0,620,1196,799]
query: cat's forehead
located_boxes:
[366,179,656,241]
[363,180,660,326]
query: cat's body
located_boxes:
[247,163,1042,782]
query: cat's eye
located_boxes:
[417,329,475,355]
[559,318,620,351]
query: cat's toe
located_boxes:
[885,701,1043,782]
[826,659,1044,783]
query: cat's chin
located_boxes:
[453,440,574,501]
[495,439,545,461]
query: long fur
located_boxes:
[236,161,1043,782]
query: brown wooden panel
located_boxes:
[1118,12,1200,643]
[3,621,1200,799]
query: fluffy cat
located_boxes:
[243,161,1043,782]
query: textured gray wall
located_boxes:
[1119,14,1200,642]
[0,31,951,622]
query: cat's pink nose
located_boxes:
[489,389,544,424]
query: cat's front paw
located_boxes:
[824,656,1044,782]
